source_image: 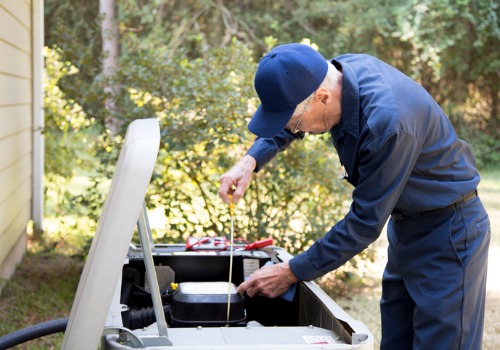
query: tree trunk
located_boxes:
[99,0,121,134]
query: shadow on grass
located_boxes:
[0,237,84,349]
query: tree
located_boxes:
[390,0,500,166]
[100,0,122,133]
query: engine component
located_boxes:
[171,282,245,327]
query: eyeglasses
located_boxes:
[290,94,313,134]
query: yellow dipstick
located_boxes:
[226,194,235,326]
[229,194,235,216]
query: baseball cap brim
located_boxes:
[248,104,295,138]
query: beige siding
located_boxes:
[0,41,31,78]
[0,181,31,243]
[0,154,31,203]
[0,2,31,54]
[0,105,32,139]
[0,75,31,105]
[0,0,33,284]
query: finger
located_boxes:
[238,277,258,297]
[236,279,250,294]
[218,177,235,204]
[247,287,257,297]
[231,181,246,204]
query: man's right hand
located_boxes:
[218,155,256,204]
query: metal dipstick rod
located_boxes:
[226,195,235,326]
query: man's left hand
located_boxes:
[237,262,299,298]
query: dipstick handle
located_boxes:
[228,194,235,216]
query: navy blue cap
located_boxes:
[248,43,328,138]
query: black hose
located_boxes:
[0,317,68,349]
[123,304,171,330]
[121,281,134,304]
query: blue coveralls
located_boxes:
[246,54,490,349]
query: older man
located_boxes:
[218,43,490,349]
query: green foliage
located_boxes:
[118,38,350,255]
[458,125,500,170]
[43,46,102,247]
[44,0,107,130]
[391,0,500,132]
[44,47,95,178]
[42,0,498,282]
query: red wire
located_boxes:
[185,237,210,249]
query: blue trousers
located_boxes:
[381,197,490,350]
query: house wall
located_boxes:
[0,0,34,288]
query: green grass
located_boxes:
[0,252,83,349]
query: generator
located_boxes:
[120,243,273,330]
[55,119,374,350]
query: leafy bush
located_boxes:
[43,0,499,283]
[115,39,351,257]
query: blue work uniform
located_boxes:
[246,54,490,350]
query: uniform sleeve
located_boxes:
[289,129,423,280]
[246,130,303,172]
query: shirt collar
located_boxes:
[330,58,360,140]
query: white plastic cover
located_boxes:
[62,119,161,350]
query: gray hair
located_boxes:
[295,62,338,112]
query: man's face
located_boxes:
[285,87,341,135]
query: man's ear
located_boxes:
[315,87,331,105]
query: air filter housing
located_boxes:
[171,282,245,327]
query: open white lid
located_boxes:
[62,119,161,350]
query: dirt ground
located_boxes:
[480,174,500,349]
[484,246,500,350]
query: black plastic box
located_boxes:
[171,282,246,327]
